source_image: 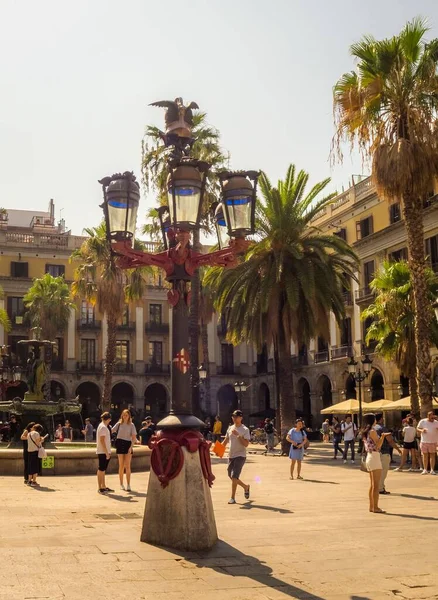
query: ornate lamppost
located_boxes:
[347,354,373,425]
[99,98,258,551]
[234,381,248,411]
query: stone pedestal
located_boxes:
[141,446,218,551]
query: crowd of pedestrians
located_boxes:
[10,403,438,512]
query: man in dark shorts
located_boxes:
[96,412,114,494]
[222,410,251,504]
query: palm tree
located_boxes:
[362,261,438,419]
[142,111,229,415]
[333,18,438,415]
[71,223,151,410]
[0,285,11,334]
[205,164,358,432]
[23,273,75,400]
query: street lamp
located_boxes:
[198,364,207,381]
[99,97,259,552]
[347,354,373,425]
[234,381,248,411]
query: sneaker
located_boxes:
[430,471,437,476]
[343,460,347,464]
[120,484,125,491]
[421,469,429,475]
[228,498,236,504]
[406,468,412,472]
[104,487,114,492]
[126,485,132,492]
[351,460,355,464]
[98,488,107,494]
[393,467,403,472]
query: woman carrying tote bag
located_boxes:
[27,424,47,486]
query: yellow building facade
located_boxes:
[290,176,438,426]
[0,202,275,427]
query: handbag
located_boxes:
[38,446,47,459]
[360,454,368,472]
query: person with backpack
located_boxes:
[331,417,343,459]
[264,418,276,453]
[342,414,357,463]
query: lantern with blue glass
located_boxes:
[218,171,258,239]
[167,159,210,231]
[99,172,140,243]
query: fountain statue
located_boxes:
[0,328,81,446]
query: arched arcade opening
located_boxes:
[216,384,238,429]
[144,383,168,423]
[318,375,332,409]
[297,377,312,427]
[75,381,101,422]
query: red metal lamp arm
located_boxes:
[111,242,174,273]
[188,238,251,269]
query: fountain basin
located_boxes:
[0,445,151,476]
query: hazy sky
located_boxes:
[1,0,437,235]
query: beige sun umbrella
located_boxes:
[380,396,438,411]
[321,399,359,415]
[362,400,394,412]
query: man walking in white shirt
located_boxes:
[417,411,438,475]
[342,415,357,463]
[222,410,251,504]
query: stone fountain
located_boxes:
[0,329,81,447]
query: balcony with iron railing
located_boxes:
[144,363,170,375]
[77,319,102,331]
[76,361,103,373]
[354,286,375,304]
[145,322,169,335]
[117,321,136,332]
[291,354,309,367]
[216,365,239,375]
[113,362,134,373]
[342,291,353,306]
[314,350,329,364]
[331,345,353,360]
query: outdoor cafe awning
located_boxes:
[321,399,359,415]
[379,396,438,412]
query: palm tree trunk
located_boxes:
[408,375,420,421]
[200,319,211,415]
[273,340,281,432]
[102,316,117,411]
[189,229,201,417]
[403,194,433,416]
[277,334,296,433]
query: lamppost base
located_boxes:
[141,444,218,551]
[156,412,204,430]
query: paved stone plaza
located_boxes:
[1,443,437,600]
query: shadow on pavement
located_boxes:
[31,486,56,492]
[239,501,292,514]
[386,512,438,521]
[392,493,438,502]
[301,478,340,485]
[105,493,139,503]
[188,540,325,600]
